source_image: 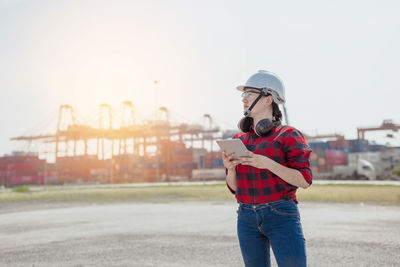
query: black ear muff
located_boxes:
[238,117,254,133]
[254,119,281,137]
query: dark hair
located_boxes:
[272,102,282,121]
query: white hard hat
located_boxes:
[237,70,286,104]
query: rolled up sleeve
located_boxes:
[283,129,313,185]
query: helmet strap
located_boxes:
[243,94,263,116]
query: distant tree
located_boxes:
[392,165,400,177]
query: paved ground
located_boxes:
[0,201,399,267]
[1,180,399,193]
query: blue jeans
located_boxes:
[237,199,307,267]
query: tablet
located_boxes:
[216,139,250,159]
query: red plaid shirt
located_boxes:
[226,125,312,204]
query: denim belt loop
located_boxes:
[239,197,292,210]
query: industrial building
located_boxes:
[1,104,399,187]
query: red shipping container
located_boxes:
[11,175,39,184]
[313,148,325,157]
[317,165,333,173]
[317,158,326,166]
[171,154,193,163]
[324,150,348,166]
[7,163,35,171]
[311,166,318,174]
[38,171,59,184]
[0,171,6,186]
[166,141,186,150]
[310,152,318,161]
[7,163,43,177]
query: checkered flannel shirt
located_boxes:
[226,125,312,204]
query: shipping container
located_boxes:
[199,156,206,168]
[369,144,387,152]
[324,150,348,166]
[328,140,350,149]
[38,170,59,184]
[317,165,333,173]
[143,162,164,169]
[173,149,192,155]
[0,170,6,186]
[141,169,165,182]
[310,152,318,161]
[171,154,193,163]
[333,147,352,153]
[317,158,326,166]
[212,158,224,167]
[10,175,39,184]
[179,162,198,169]
[348,139,369,153]
[311,166,318,174]
[309,142,329,150]
[312,148,325,157]
[310,159,318,167]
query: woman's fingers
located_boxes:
[239,156,253,166]
[226,158,240,169]
[231,159,241,166]
[223,152,236,169]
[222,151,235,160]
[229,159,239,164]
[222,151,242,170]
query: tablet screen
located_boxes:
[216,139,250,159]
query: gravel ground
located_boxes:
[0,201,399,267]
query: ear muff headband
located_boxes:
[238,117,280,137]
[253,119,281,137]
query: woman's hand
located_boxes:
[239,151,270,169]
[239,151,310,188]
[222,151,241,171]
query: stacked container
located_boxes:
[205,151,223,168]
[171,149,193,164]
[309,147,327,173]
[327,140,351,153]
[310,150,318,174]
[0,155,45,186]
[309,141,350,174]
[141,158,165,182]
[324,150,348,166]
[348,139,369,153]
[57,155,111,184]
[170,148,195,179]
[115,154,142,183]
[192,148,207,168]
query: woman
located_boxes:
[222,70,312,267]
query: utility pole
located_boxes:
[282,104,289,125]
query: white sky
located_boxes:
[1,0,400,157]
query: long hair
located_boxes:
[272,102,282,121]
